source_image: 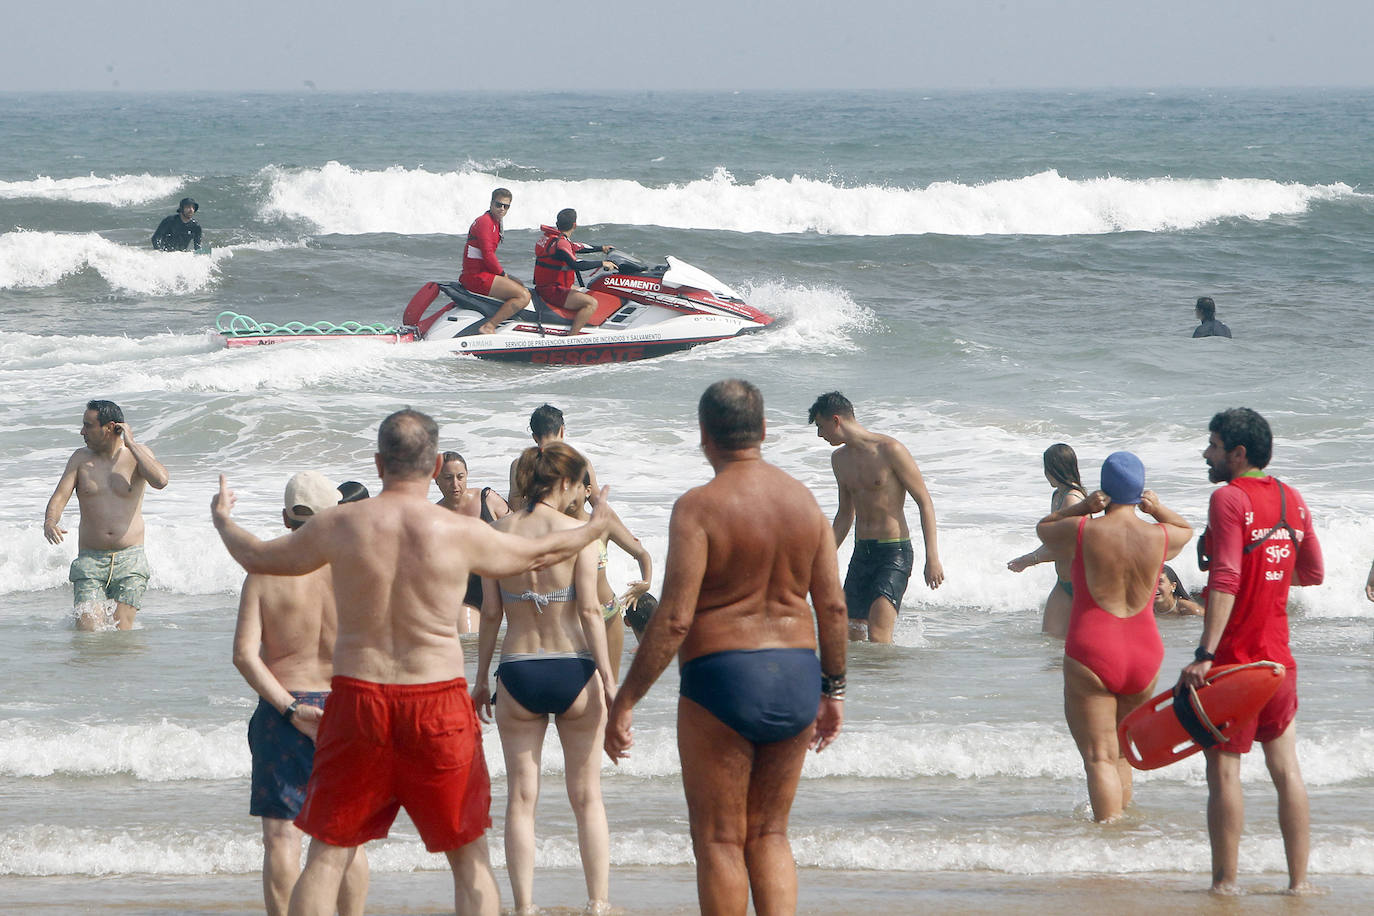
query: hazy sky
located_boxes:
[4,0,1372,91]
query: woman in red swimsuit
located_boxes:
[1037,452,1194,821]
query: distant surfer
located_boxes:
[1180,408,1323,894]
[151,197,203,252]
[44,400,169,630]
[809,391,944,643]
[461,188,531,334]
[1192,296,1232,338]
[1036,453,1192,822]
[1007,443,1088,638]
[232,471,369,916]
[606,379,846,916]
[533,208,617,336]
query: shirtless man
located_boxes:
[44,400,169,630]
[808,391,943,643]
[460,188,532,335]
[507,404,598,508]
[211,409,613,916]
[606,379,846,916]
[232,471,368,916]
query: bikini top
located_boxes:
[597,540,609,571]
[500,583,576,610]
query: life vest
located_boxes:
[533,225,578,293]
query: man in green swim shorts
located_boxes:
[44,400,169,629]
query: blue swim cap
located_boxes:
[1101,451,1145,505]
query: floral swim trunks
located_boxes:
[69,545,151,607]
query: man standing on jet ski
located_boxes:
[533,209,617,336]
[151,197,203,252]
[463,188,533,335]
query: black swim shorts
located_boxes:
[843,538,915,620]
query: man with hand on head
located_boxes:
[606,379,846,916]
[45,399,169,630]
[212,408,613,916]
[233,471,368,916]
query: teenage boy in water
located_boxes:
[809,391,944,643]
[233,471,368,916]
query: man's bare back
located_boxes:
[241,567,337,692]
[605,380,846,916]
[675,458,837,661]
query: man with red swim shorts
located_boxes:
[533,208,616,336]
[1180,407,1324,895]
[460,188,531,335]
[213,408,613,916]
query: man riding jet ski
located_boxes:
[533,208,619,336]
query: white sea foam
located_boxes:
[0,173,184,206]
[4,716,1368,787]
[0,720,245,781]
[261,163,1363,237]
[2,822,1369,877]
[0,231,305,294]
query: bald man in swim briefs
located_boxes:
[212,408,613,916]
[606,379,847,916]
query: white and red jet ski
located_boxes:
[403,250,772,364]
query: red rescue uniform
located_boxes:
[1203,473,1323,752]
[533,225,602,309]
[460,211,505,296]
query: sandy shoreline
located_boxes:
[2,866,1367,915]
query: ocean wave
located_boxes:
[0,173,184,207]
[4,717,1369,787]
[260,162,1364,237]
[0,231,305,294]
[2,822,1369,877]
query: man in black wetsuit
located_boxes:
[1192,296,1232,338]
[152,197,203,252]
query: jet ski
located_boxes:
[402,250,772,364]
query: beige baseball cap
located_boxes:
[284,471,338,522]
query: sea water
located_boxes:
[2,90,1373,908]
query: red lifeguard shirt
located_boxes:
[460,211,504,284]
[1204,474,1323,669]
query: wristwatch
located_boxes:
[283,699,301,722]
[1193,647,1215,663]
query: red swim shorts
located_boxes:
[1216,666,1298,754]
[460,271,496,297]
[536,285,573,309]
[294,676,491,852]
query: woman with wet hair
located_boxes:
[1008,443,1088,638]
[471,442,614,915]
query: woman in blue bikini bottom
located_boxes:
[470,442,616,915]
